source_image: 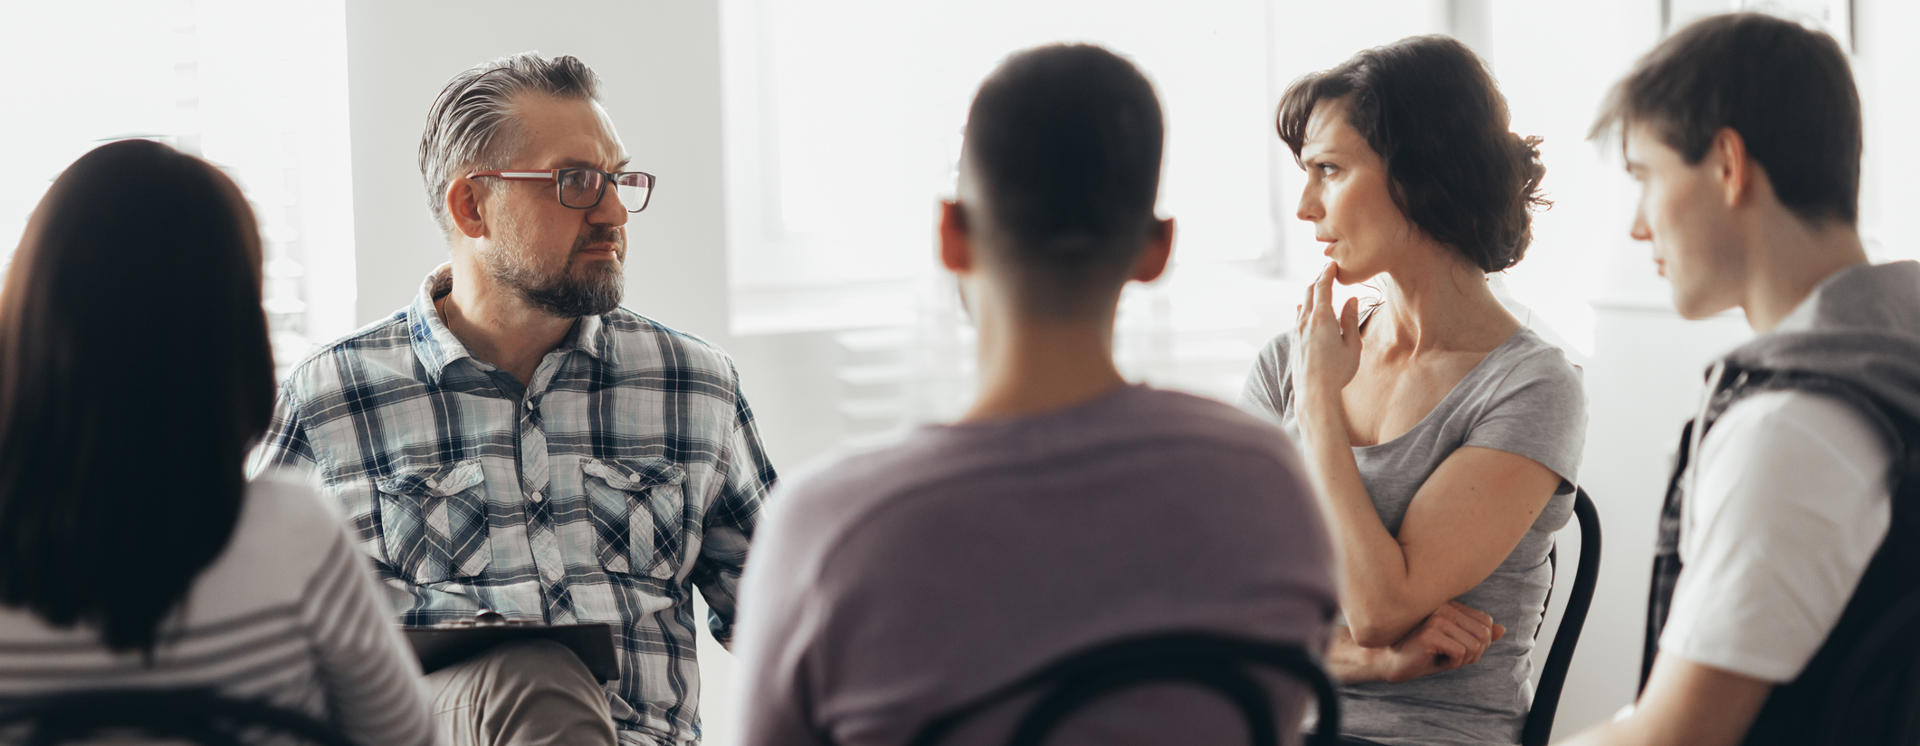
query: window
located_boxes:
[1474,0,1665,356]
[0,0,356,373]
[721,0,1339,338]
[719,0,1448,442]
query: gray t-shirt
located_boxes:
[1240,327,1587,746]
[734,385,1339,746]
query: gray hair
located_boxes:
[417,52,602,232]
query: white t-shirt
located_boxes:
[1659,390,1894,682]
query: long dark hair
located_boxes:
[0,139,275,655]
[1278,35,1549,273]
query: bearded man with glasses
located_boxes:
[250,52,776,746]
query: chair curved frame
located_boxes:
[0,687,357,746]
[910,631,1340,746]
[1523,487,1602,746]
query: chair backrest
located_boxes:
[1522,487,1602,746]
[909,632,1339,746]
[0,687,356,746]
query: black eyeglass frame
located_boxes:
[466,167,656,213]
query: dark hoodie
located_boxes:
[1643,260,1920,745]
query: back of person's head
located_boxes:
[1277,35,1548,273]
[957,43,1165,317]
[419,52,603,234]
[0,139,275,655]
[1591,12,1860,225]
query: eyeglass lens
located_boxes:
[558,169,652,212]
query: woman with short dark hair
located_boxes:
[0,139,433,745]
[1241,36,1588,746]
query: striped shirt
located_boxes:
[248,264,776,745]
[0,477,435,746]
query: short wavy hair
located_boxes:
[418,52,602,232]
[1278,35,1549,273]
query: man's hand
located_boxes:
[1376,601,1506,683]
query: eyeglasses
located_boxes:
[466,167,656,212]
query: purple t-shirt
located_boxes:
[733,385,1337,745]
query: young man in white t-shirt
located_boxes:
[1565,13,1920,746]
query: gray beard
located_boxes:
[481,242,625,318]
[515,260,623,317]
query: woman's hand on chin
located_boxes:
[1292,262,1363,417]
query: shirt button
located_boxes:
[529,489,543,503]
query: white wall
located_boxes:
[1855,0,1920,262]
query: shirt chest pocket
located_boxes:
[583,457,688,581]
[374,459,493,583]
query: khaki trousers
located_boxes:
[422,639,618,746]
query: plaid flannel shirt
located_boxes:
[249,265,776,745]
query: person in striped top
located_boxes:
[0,139,434,745]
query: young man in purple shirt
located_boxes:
[732,43,1338,746]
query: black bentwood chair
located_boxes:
[910,631,1341,746]
[0,687,356,746]
[1523,487,1602,746]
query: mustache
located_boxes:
[572,227,625,253]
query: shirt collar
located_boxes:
[407,264,472,382]
[564,306,607,361]
[406,263,608,385]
